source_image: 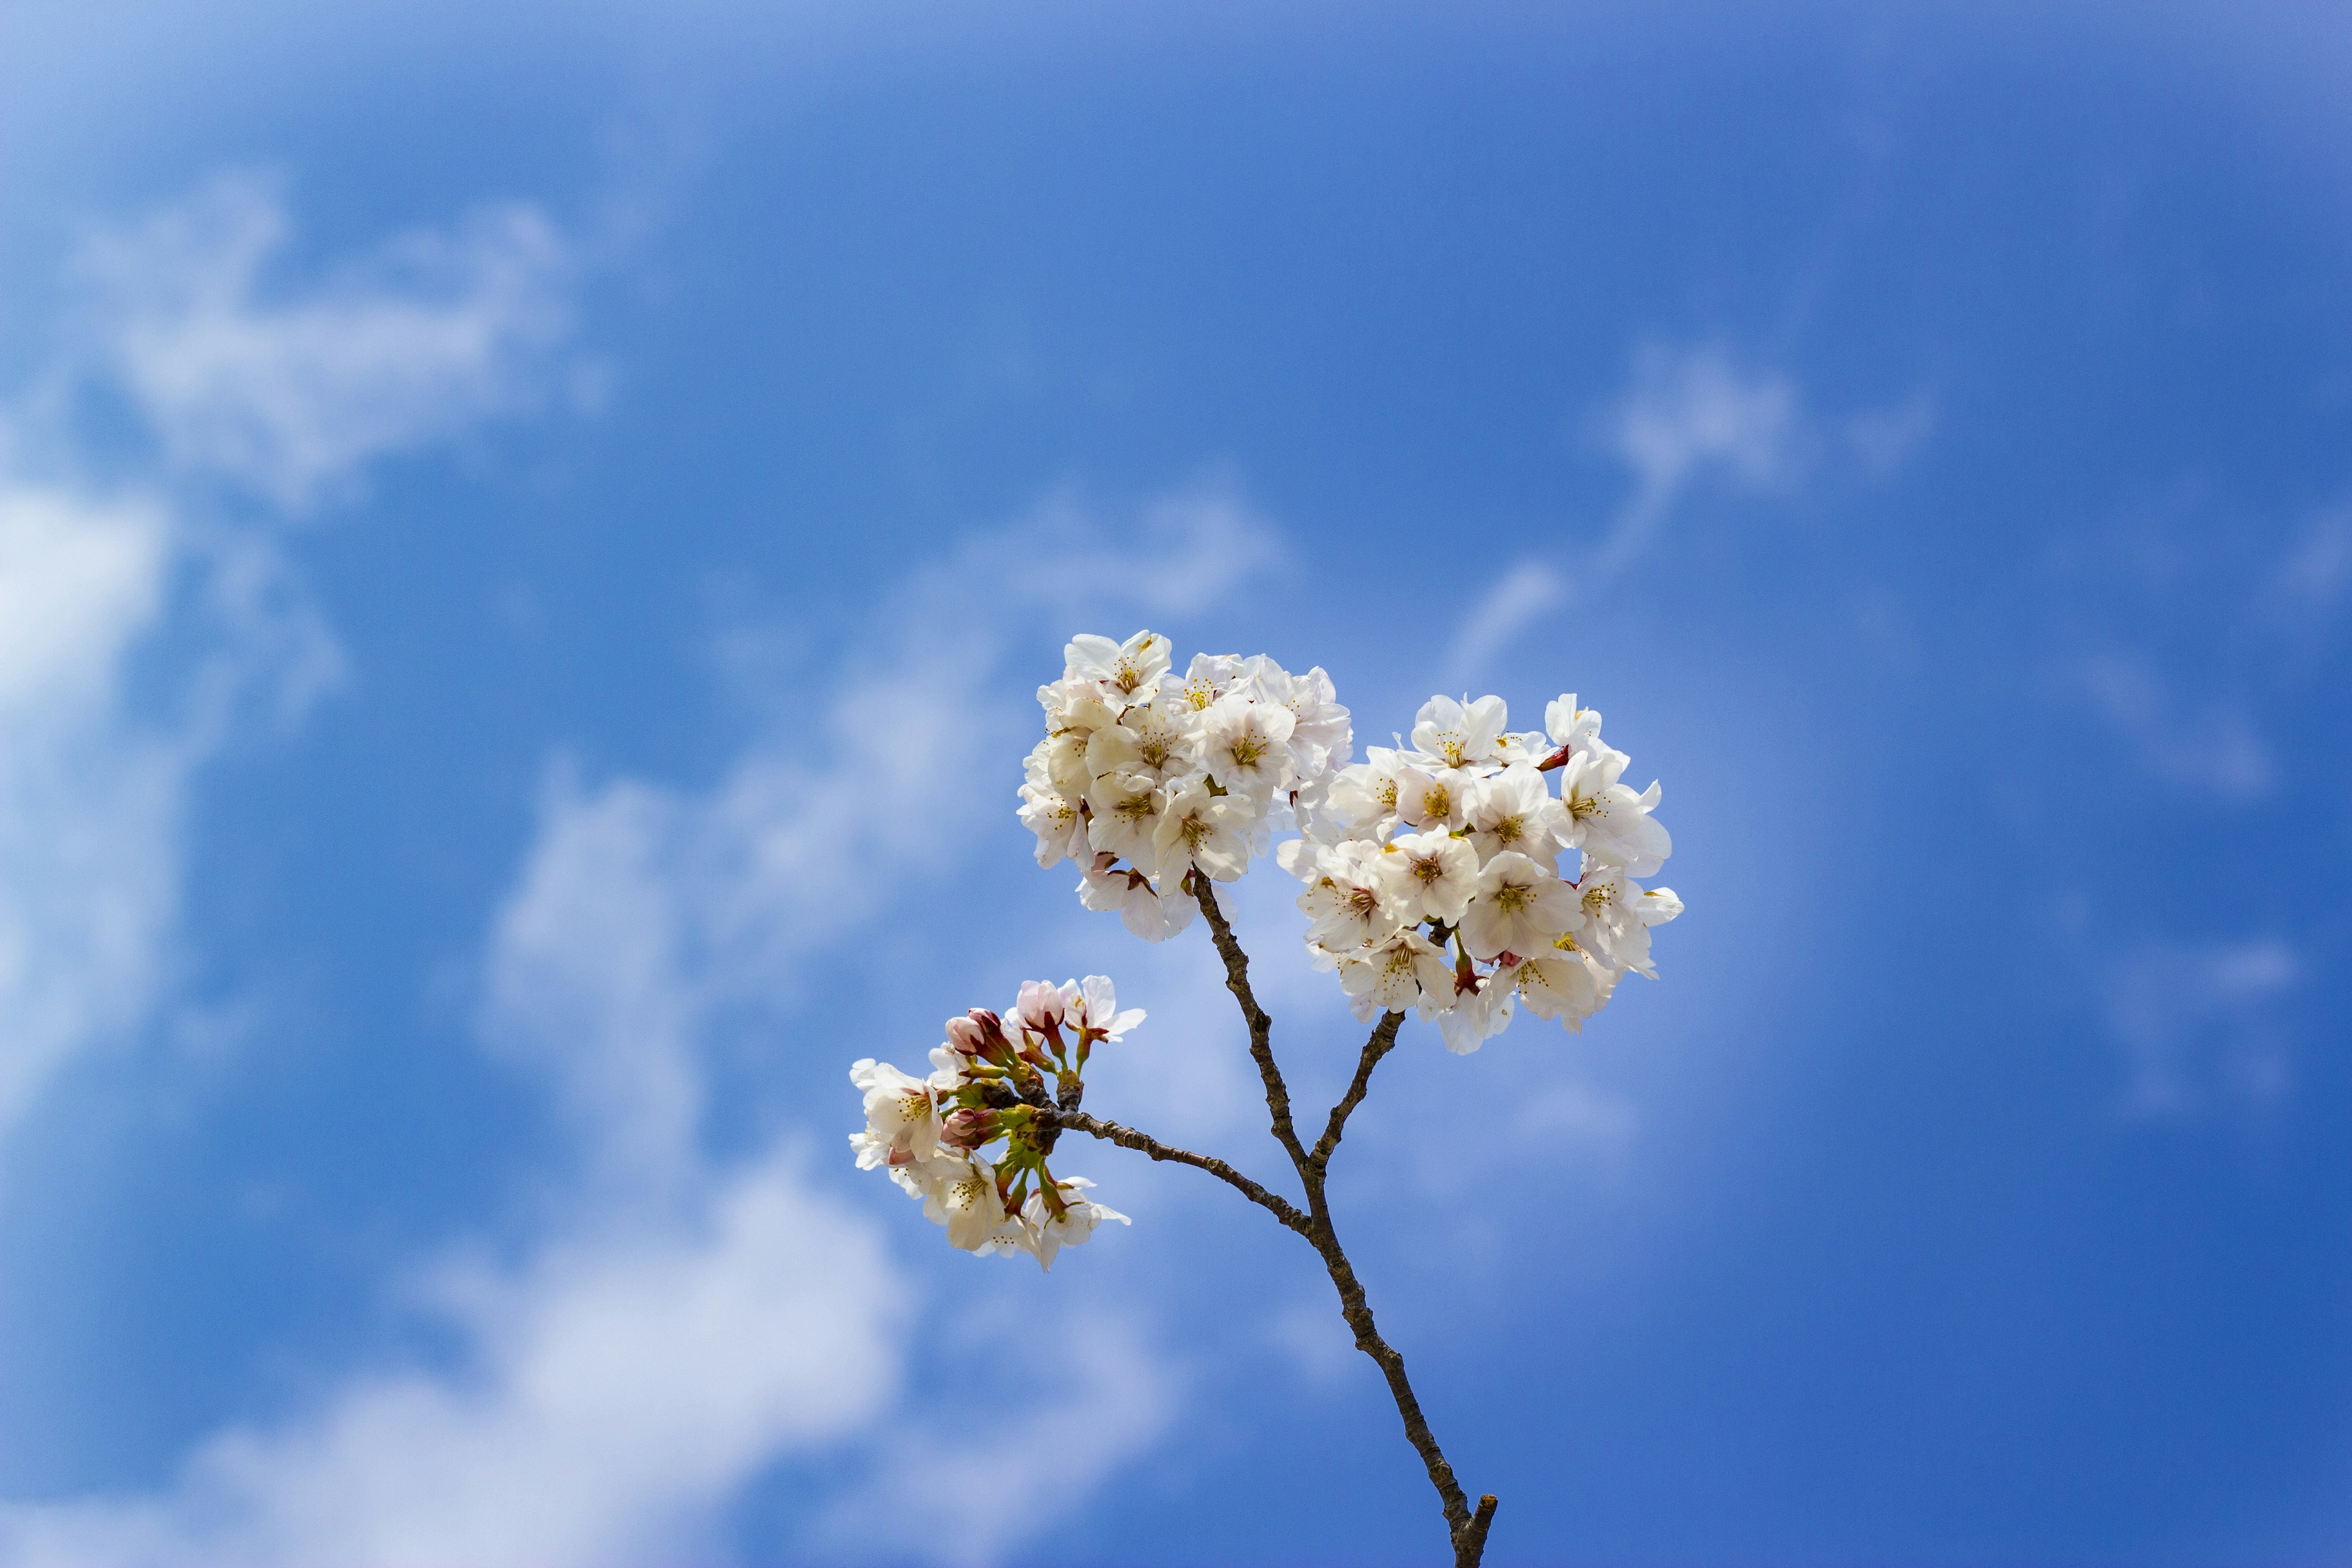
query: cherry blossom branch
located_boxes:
[1034,1108,1311,1237]
[1187,872,1311,1174]
[1308,1009,1405,1172]
[1186,873,1496,1568]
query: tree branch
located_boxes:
[1188,872,1311,1176]
[1308,1010,1404,1172]
[1182,869,1495,1564]
[1035,1108,1311,1237]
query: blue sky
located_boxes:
[2,2,2350,1563]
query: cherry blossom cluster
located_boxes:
[1018,630,1354,941]
[1281,692,1683,1052]
[849,976,1139,1270]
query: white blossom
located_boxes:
[1110,695,1204,785]
[1078,854,1197,942]
[1248,659,1354,775]
[1543,693,1604,760]
[1458,851,1582,962]
[1065,630,1172,710]
[1060,974,1146,1042]
[1374,829,1479,925]
[1576,865,1684,978]
[1435,971,1515,1055]
[1200,692,1297,799]
[923,1155,1012,1252]
[1510,938,1611,1031]
[848,1058,944,1170]
[1153,780,1254,882]
[1392,764,1471,831]
[1557,745,1672,876]
[1085,769,1166,864]
[1177,651,1246,712]
[1411,694,1509,770]
[1020,1177,1131,1271]
[1464,764,1567,868]
[1339,927,1455,1017]
[1323,746,1408,838]
[1017,758,1091,868]
[1297,839,1409,953]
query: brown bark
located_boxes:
[1185,873,1496,1567]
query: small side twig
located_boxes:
[1460,1495,1499,1564]
[1308,1010,1404,1171]
[1035,1108,1311,1237]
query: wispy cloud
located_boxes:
[1439,344,1931,685]
[1441,557,1564,693]
[75,171,576,510]
[1,484,1273,1566]
[1595,342,1805,579]
[0,177,576,1144]
[2106,938,2300,1118]
[2074,651,2275,801]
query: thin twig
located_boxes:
[1184,869,1495,1566]
[1035,1108,1311,1237]
[1308,1010,1404,1171]
[1188,872,1311,1174]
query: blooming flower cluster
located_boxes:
[859,633,1688,1271]
[849,976,1138,1270]
[1018,630,1354,941]
[1281,691,1683,1052]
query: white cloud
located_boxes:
[0,481,178,1131]
[0,1151,903,1568]
[2106,938,2300,1118]
[1441,557,1563,691]
[1594,343,1804,578]
[0,176,578,1150]
[2,484,1270,1566]
[75,171,575,510]
[820,1308,1177,1567]
[2075,652,2274,801]
[1440,345,1930,682]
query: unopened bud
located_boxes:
[940,1107,998,1152]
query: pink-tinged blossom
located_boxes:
[1060,974,1146,1042]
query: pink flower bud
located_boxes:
[940,1107,997,1152]
[1013,979,1065,1031]
[943,1016,988,1055]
